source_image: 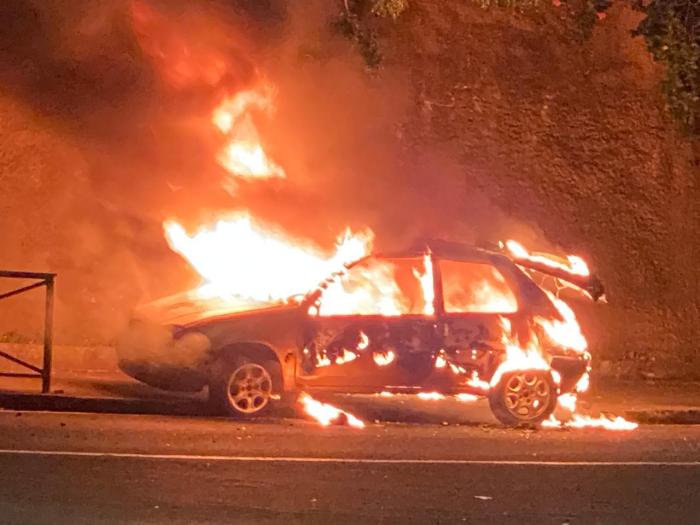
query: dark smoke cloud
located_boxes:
[0,0,519,344]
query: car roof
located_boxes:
[376,238,505,263]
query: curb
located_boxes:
[0,391,207,417]
[1,390,698,426]
[626,409,700,425]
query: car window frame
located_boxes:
[434,257,522,316]
[306,254,438,319]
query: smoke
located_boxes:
[0,0,188,343]
[0,0,520,344]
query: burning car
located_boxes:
[117,239,603,426]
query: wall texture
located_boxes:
[383,2,699,377]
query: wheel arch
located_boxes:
[210,341,285,392]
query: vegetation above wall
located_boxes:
[334,0,699,137]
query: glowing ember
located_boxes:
[373,350,395,366]
[212,88,285,182]
[455,393,479,402]
[336,349,358,365]
[434,350,469,376]
[315,349,358,368]
[357,331,370,350]
[435,351,447,369]
[417,392,446,401]
[298,392,365,428]
[316,354,331,368]
[449,362,467,375]
[465,371,491,392]
[376,391,479,402]
[164,213,372,303]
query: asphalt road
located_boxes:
[0,410,698,524]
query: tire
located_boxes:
[488,369,557,427]
[209,354,281,418]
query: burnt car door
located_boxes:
[434,257,524,385]
[297,255,440,391]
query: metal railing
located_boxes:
[0,271,55,393]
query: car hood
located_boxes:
[132,289,298,326]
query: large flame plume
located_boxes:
[164,213,372,304]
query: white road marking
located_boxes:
[0,449,697,466]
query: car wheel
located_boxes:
[209,356,279,418]
[488,369,557,427]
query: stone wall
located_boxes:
[385,2,699,377]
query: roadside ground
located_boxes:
[0,369,698,426]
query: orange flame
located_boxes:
[357,331,370,350]
[298,392,365,428]
[542,394,638,430]
[535,291,588,353]
[164,213,373,303]
[373,350,395,366]
[465,371,491,392]
[417,392,445,400]
[213,88,285,183]
[435,351,447,369]
[504,240,590,277]
[442,262,517,314]
[316,255,433,317]
[455,393,479,402]
[414,253,435,315]
[490,318,550,388]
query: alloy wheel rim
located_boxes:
[227,363,273,414]
[503,372,551,421]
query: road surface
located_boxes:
[0,410,698,524]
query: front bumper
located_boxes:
[116,320,211,392]
[551,354,590,393]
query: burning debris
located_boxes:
[542,394,639,431]
[376,392,478,402]
[417,392,446,401]
[297,392,364,428]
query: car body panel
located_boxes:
[117,240,592,397]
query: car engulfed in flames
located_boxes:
[118,12,634,428]
[117,236,617,428]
